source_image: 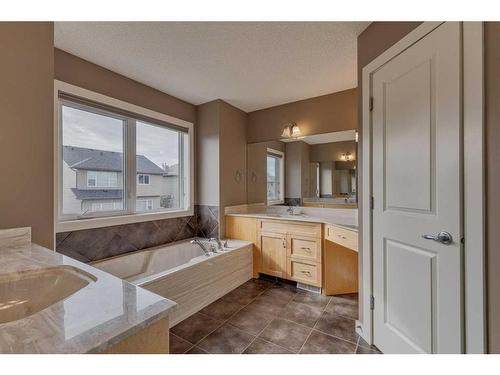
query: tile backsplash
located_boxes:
[56,205,219,263]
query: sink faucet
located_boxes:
[190,239,211,257]
[287,206,295,215]
[210,238,224,252]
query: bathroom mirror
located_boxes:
[247,129,357,209]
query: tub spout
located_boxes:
[209,238,224,252]
[190,239,211,256]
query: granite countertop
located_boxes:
[225,212,358,232]
[0,243,176,354]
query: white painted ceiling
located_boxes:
[55,22,369,112]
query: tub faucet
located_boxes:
[190,239,211,257]
[210,238,224,252]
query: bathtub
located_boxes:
[92,238,253,326]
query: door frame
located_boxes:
[358,22,485,353]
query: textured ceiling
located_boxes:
[55,22,369,112]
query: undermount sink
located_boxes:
[0,265,97,323]
[266,213,307,218]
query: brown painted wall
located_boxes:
[309,141,357,162]
[196,100,247,235]
[247,88,358,144]
[485,21,500,354]
[196,101,220,206]
[219,100,248,225]
[54,49,196,123]
[0,22,55,248]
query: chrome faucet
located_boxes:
[190,239,211,257]
[210,238,224,252]
[287,206,295,215]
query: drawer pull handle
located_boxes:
[300,270,312,277]
[300,247,312,252]
[337,234,347,239]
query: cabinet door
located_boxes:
[258,231,286,278]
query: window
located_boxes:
[136,120,184,211]
[136,199,154,211]
[137,174,150,185]
[90,201,123,212]
[267,149,284,204]
[87,171,119,188]
[56,81,193,230]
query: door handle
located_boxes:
[422,231,453,245]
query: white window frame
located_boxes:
[137,174,150,185]
[54,80,194,233]
[266,148,285,205]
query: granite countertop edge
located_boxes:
[0,243,176,354]
[225,213,358,231]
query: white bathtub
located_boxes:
[92,238,253,326]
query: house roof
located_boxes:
[70,188,123,200]
[63,146,167,175]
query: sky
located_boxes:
[62,105,180,167]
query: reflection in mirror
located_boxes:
[247,130,357,209]
[266,149,284,204]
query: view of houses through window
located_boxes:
[267,150,283,204]
[60,101,184,218]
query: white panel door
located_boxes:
[372,22,463,354]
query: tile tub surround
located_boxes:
[0,242,175,354]
[56,205,219,263]
[196,204,219,238]
[169,278,380,354]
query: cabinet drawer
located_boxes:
[287,259,321,287]
[258,219,321,238]
[287,235,321,262]
[325,225,358,252]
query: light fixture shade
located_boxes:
[291,124,302,137]
[340,152,354,161]
[281,126,291,138]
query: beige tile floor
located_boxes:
[169,278,381,354]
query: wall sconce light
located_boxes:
[281,122,303,139]
[340,152,354,161]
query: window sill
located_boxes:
[55,208,194,233]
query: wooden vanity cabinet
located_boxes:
[257,219,323,287]
[323,224,359,295]
[103,317,170,354]
[226,216,260,277]
[226,216,359,292]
